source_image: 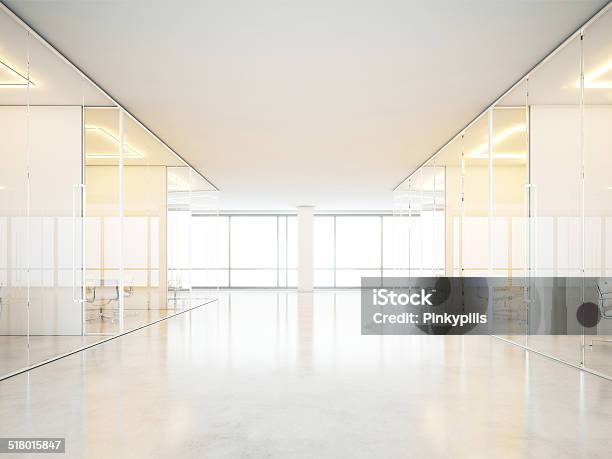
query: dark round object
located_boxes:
[576,302,600,328]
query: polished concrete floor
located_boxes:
[1,290,611,458]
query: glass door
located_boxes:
[527,35,584,364]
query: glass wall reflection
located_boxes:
[85,107,121,336]
[393,4,612,377]
[583,6,612,376]
[0,6,218,379]
[0,11,30,376]
[490,81,529,345]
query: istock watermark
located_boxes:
[361,277,609,335]
[372,288,433,306]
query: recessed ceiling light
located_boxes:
[585,58,612,88]
[466,124,527,159]
[0,58,36,88]
[85,126,144,159]
[574,58,612,89]
[468,152,527,159]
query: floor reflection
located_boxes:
[0,288,216,378]
[0,290,611,458]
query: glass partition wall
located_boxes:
[583,8,612,376]
[168,167,219,297]
[393,3,612,378]
[391,167,444,278]
[0,6,218,379]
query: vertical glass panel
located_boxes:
[26,32,87,359]
[167,166,192,301]
[84,107,122,336]
[420,164,445,276]
[491,81,529,344]
[436,136,463,277]
[583,8,612,376]
[420,167,435,276]
[0,11,29,376]
[410,171,425,276]
[527,35,583,365]
[433,161,445,276]
[122,115,202,327]
[192,215,228,288]
[389,191,412,278]
[462,115,490,277]
[491,104,528,277]
[0,5,121,377]
[187,169,218,302]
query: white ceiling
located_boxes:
[4,0,608,210]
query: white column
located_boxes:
[297,206,314,292]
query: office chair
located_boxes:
[590,278,612,346]
[85,278,134,323]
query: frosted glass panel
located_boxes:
[462,217,488,271]
[123,217,148,268]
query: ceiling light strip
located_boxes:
[0,58,35,87]
[85,125,144,159]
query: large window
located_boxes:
[192,215,296,288]
[193,214,414,288]
[314,215,414,288]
